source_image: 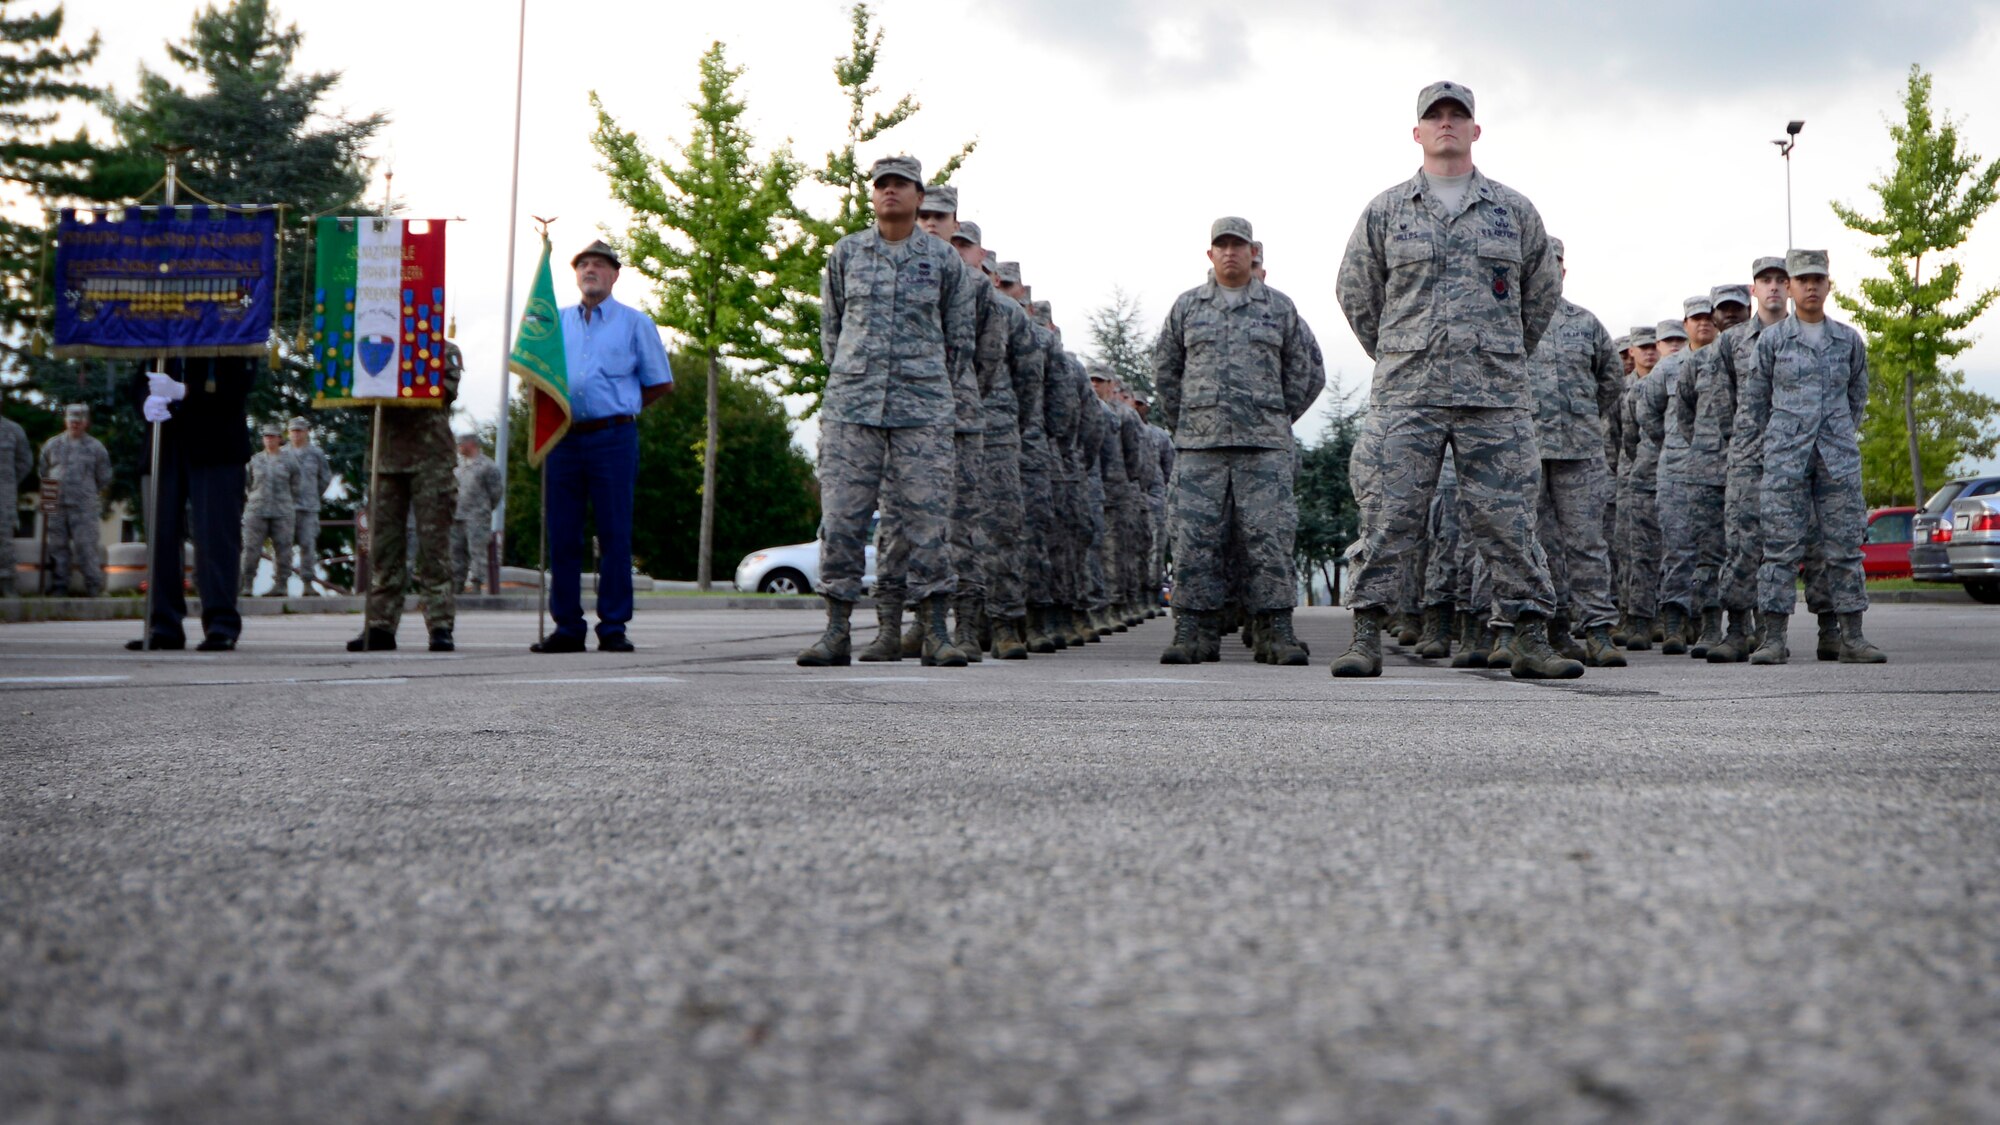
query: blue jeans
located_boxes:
[545,422,639,640]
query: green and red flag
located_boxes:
[510,234,570,465]
[310,216,450,407]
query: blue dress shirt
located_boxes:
[560,295,674,421]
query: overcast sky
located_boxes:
[52,0,2000,474]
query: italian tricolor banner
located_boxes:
[509,235,570,465]
[311,216,450,408]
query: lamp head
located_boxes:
[1786,120,1805,136]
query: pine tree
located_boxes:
[590,42,808,589]
[0,0,152,502]
[1087,287,1155,398]
[112,0,387,498]
[1832,65,2000,507]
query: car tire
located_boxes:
[1965,580,2000,605]
[759,567,811,595]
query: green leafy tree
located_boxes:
[503,353,819,582]
[1087,287,1154,397]
[1295,402,1361,605]
[770,3,976,415]
[111,0,386,527]
[1832,64,2000,507]
[590,42,809,589]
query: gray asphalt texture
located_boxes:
[3,603,1996,1123]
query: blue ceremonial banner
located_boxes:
[52,205,279,358]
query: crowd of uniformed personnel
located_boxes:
[798,88,1890,678]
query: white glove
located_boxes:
[147,372,187,401]
[143,395,173,422]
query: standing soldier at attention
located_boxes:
[239,422,299,597]
[1741,250,1885,665]
[1154,215,1324,667]
[452,431,505,595]
[1524,238,1625,666]
[0,409,31,596]
[1334,81,1578,679]
[800,155,976,668]
[349,342,464,653]
[39,404,113,597]
[1669,285,1751,656]
[284,417,332,594]
[1648,297,1718,653]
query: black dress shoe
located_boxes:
[598,634,635,653]
[428,628,455,652]
[125,635,185,651]
[196,634,235,652]
[530,633,587,654]
[345,627,397,652]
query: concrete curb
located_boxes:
[0,592,841,623]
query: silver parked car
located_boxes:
[732,514,878,595]
[1913,475,2000,582]
[1944,493,2000,604]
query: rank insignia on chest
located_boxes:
[1491,266,1510,301]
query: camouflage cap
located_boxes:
[1711,284,1750,308]
[1683,295,1714,318]
[571,240,620,270]
[1751,255,1789,279]
[1087,365,1112,382]
[64,403,88,420]
[867,154,923,187]
[1031,299,1052,320]
[1656,319,1689,341]
[917,183,958,215]
[1629,327,1658,347]
[1786,248,1830,277]
[259,421,283,437]
[1614,335,1631,353]
[1550,236,1566,260]
[1210,216,1253,245]
[1022,285,1033,302]
[1417,80,1475,119]
[996,261,1022,285]
[1251,239,1264,264]
[287,416,309,430]
[950,220,982,246]
[456,430,480,444]
[979,256,998,276]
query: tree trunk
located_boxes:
[697,346,720,591]
[1905,257,1927,508]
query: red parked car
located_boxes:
[1862,506,1917,579]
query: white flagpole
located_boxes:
[490,0,528,593]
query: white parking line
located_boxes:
[498,676,686,684]
[0,675,131,684]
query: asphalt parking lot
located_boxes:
[3,602,1996,1122]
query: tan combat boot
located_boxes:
[1332,607,1384,678]
[1510,613,1585,679]
[1749,612,1790,665]
[856,596,903,662]
[919,595,968,667]
[1837,611,1887,663]
[797,598,854,666]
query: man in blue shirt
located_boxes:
[531,240,674,653]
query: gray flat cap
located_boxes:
[868,155,923,187]
[1629,327,1658,347]
[951,220,982,246]
[1786,249,1830,277]
[1657,319,1689,341]
[917,183,958,214]
[1683,295,1714,318]
[1711,284,1750,308]
[1751,255,1789,278]
[997,261,1022,285]
[1417,80,1475,119]
[1210,216,1253,245]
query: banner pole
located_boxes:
[363,403,383,650]
[537,460,548,644]
[491,0,529,572]
[139,151,185,650]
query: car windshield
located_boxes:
[1922,481,1970,514]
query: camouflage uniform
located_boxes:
[1741,315,1871,616]
[452,448,505,592]
[1676,337,1737,614]
[1155,274,1325,612]
[39,423,113,596]
[1711,315,1834,616]
[1419,455,1462,608]
[367,346,462,636]
[978,288,1029,622]
[1527,298,1622,628]
[1143,422,1173,603]
[1647,345,1701,617]
[239,439,300,594]
[0,415,31,594]
[1117,402,1156,609]
[1042,337,1084,612]
[817,223,976,604]
[286,432,332,587]
[1620,361,1667,620]
[1335,166,1563,622]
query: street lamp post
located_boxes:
[1772,119,1805,248]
